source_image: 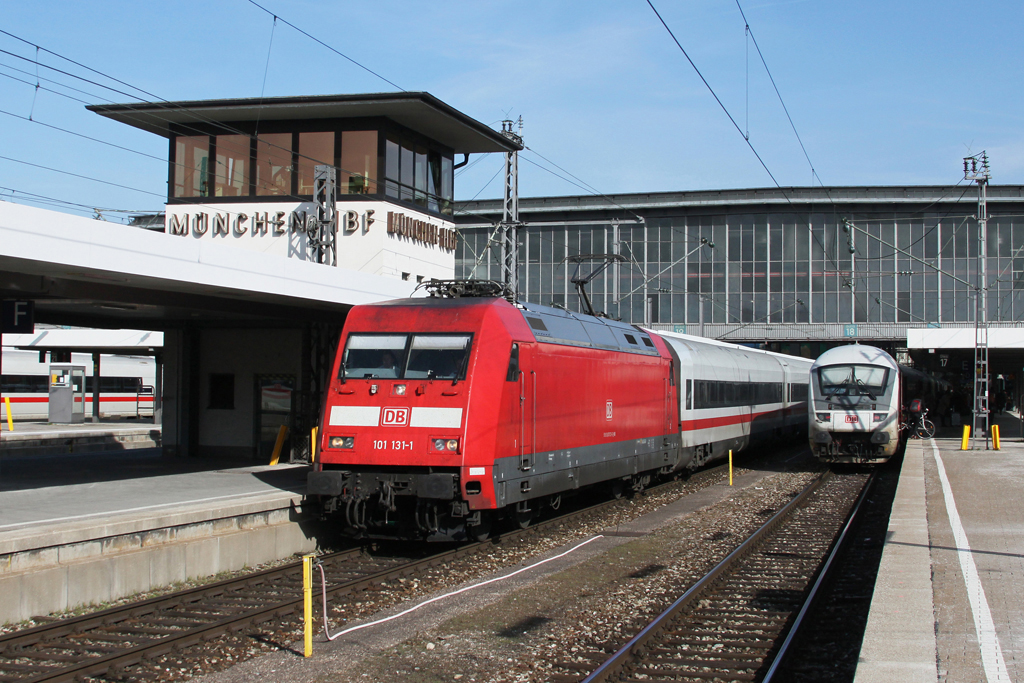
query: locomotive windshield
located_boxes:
[341,333,471,380]
[343,334,408,378]
[817,364,890,398]
[405,335,471,380]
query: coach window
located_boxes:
[173,135,210,198]
[340,131,378,195]
[255,133,293,196]
[685,379,692,409]
[209,373,235,410]
[214,135,251,197]
[297,131,335,195]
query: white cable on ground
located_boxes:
[317,535,605,641]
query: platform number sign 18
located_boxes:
[606,400,613,420]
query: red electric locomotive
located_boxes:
[307,281,679,540]
[308,281,812,540]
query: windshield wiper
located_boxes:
[855,379,876,400]
[453,351,470,385]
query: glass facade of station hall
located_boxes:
[455,186,1024,343]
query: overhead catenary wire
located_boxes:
[0,34,476,222]
[733,0,821,186]
[243,0,404,92]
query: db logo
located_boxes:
[606,400,613,420]
[382,407,409,426]
[845,415,859,423]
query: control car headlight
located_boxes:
[330,436,355,449]
[873,413,886,422]
[816,413,830,422]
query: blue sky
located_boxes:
[1,0,1022,220]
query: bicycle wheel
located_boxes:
[918,420,936,439]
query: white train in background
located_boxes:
[654,331,813,468]
[808,344,946,464]
[1,348,156,420]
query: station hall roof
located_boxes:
[87,92,521,154]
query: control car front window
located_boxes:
[405,335,472,380]
[818,364,889,398]
[342,334,408,379]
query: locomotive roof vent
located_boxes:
[418,279,515,301]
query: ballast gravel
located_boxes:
[185,450,818,683]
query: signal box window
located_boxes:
[255,133,293,196]
[209,373,235,410]
[340,131,378,194]
[214,135,250,197]
[297,132,335,195]
[174,136,210,198]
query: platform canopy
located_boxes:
[88,92,521,154]
[0,202,412,329]
[907,328,1024,350]
[2,328,163,354]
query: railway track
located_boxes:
[0,462,739,682]
[576,469,874,683]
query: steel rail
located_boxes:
[760,469,878,682]
[580,470,831,683]
[1,463,734,683]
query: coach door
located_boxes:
[517,343,536,471]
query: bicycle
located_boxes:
[909,408,936,439]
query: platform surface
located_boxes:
[0,449,308,551]
[856,411,1024,683]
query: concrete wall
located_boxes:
[164,199,456,282]
[0,493,317,625]
[197,328,303,459]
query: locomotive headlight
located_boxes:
[446,439,459,451]
[433,438,446,451]
[873,413,886,422]
[393,384,407,396]
[815,412,830,422]
[330,436,355,449]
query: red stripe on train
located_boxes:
[682,404,805,431]
[1,396,154,404]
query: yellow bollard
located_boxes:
[961,425,971,450]
[729,449,733,486]
[268,424,289,466]
[993,424,1001,450]
[3,396,12,432]
[311,426,318,462]
[303,553,314,657]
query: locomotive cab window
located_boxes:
[405,335,472,380]
[506,343,520,381]
[342,334,409,379]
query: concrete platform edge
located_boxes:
[854,442,938,683]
